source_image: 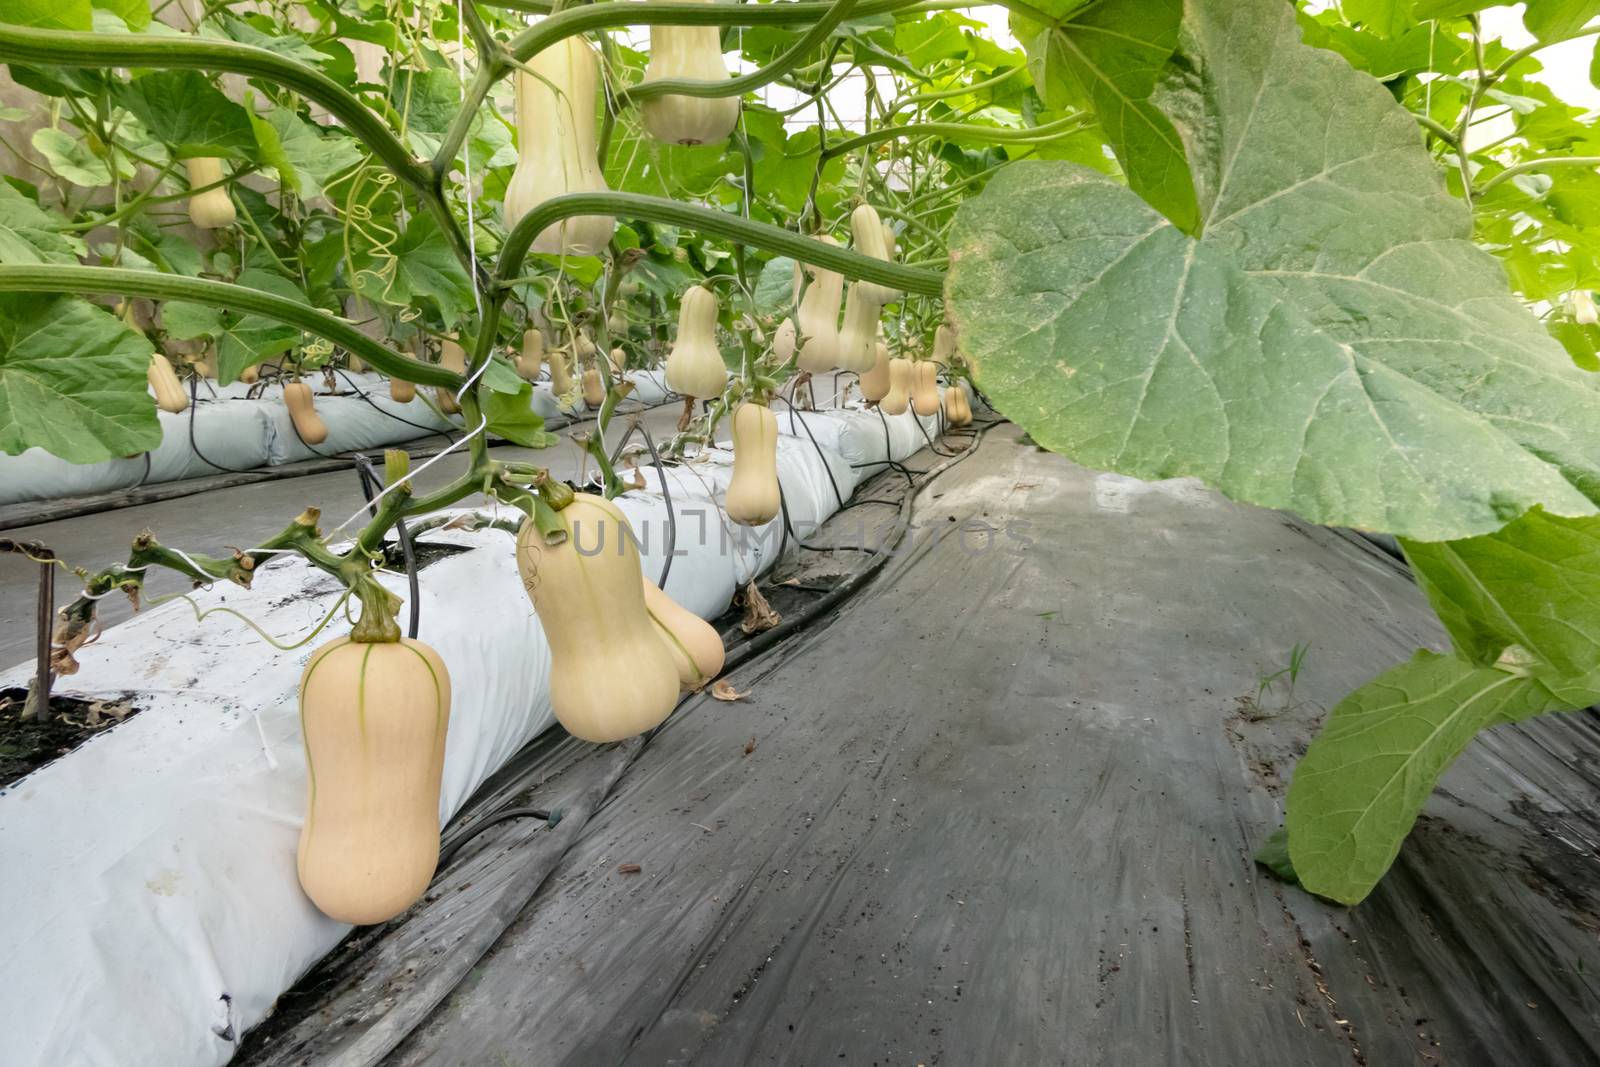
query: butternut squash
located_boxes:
[608,310,629,337]
[296,635,451,925]
[642,577,725,690]
[910,360,940,418]
[390,377,417,403]
[860,340,890,403]
[284,381,329,444]
[851,204,900,306]
[239,363,260,385]
[582,366,604,408]
[435,336,465,415]
[148,353,188,414]
[772,317,797,363]
[609,346,627,375]
[516,494,681,741]
[724,401,780,526]
[547,347,574,397]
[944,381,972,427]
[503,36,615,256]
[930,323,957,366]
[796,236,844,373]
[881,357,911,416]
[665,285,728,398]
[516,328,544,382]
[184,157,235,229]
[640,2,740,145]
[835,282,880,373]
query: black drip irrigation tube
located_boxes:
[607,416,677,587]
[334,369,460,448]
[352,453,421,640]
[187,374,256,474]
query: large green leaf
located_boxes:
[1523,0,1600,41]
[0,294,159,462]
[0,183,81,264]
[946,0,1600,541]
[248,106,363,200]
[387,214,475,327]
[1013,0,1196,233]
[1403,509,1600,680]
[2,0,91,30]
[1285,650,1578,904]
[117,71,257,159]
[31,128,114,187]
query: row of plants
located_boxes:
[2,0,1598,916]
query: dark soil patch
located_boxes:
[0,685,143,789]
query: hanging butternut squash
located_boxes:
[642,577,725,690]
[640,1,740,145]
[834,282,881,373]
[515,329,544,382]
[148,353,188,414]
[724,401,780,526]
[880,357,912,416]
[239,363,260,386]
[296,635,451,925]
[665,285,728,399]
[930,322,957,366]
[796,236,844,373]
[944,381,972,427]
[851,204,901,306]
[284,382,329,444]
[582,366,605,408]
[772,317,797,363]
[860,340,890,403]
[549,346,575,396]
[390,377,417,403]
[503,36,615,256]
[516,494,682,741]
[609,346,627,375]
[184,157,235,229]
[435,336,465,415]
[910,360,941,418]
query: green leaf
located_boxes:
[387,214,475,326]
[160,301,225,341]
[215,270,306,383]
[1285,650,1572,904]
[2,0,92,30]
[91,0,149,30]
[481,355,525,394]
[0,183,81,264]
[117,71,257,159]
[31,128,112,187]
[1017,0,1197,233]
[754,256,798,315]
[1402,509,1600,679]
[0,294,159,462]
[1253,827,1299,885]
[1411,0,1497,18]
[1523,0,1600,41]
[946,0,1600,542]
[168,271,307,384]
[484,383,557,448]
[249,106,362,200]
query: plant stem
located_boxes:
[497,193,945,296]
[0,265,460,388]
[1475,155,1600,197]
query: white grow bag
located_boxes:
[0,393,945,1067]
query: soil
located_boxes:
[0,685,142,790]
